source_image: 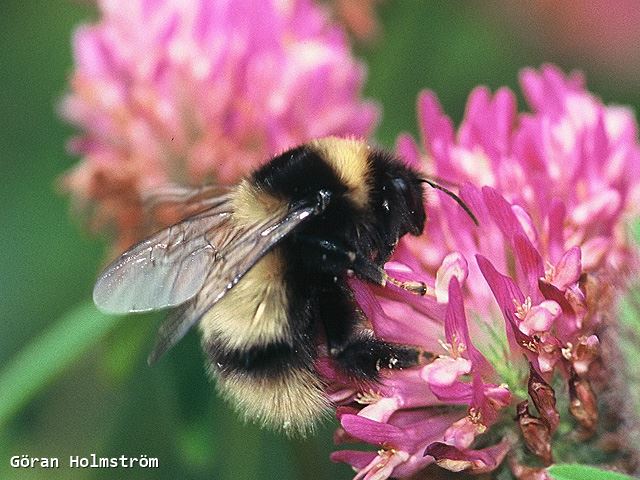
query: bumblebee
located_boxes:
[94,137,475,435]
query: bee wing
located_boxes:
[93,196,236,314]
[147,193,330,364]
[138,184,235,237]
[141,184,233,215]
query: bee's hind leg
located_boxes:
[292,235,431,380]
[329,334,424,381]
[316,279,427,382]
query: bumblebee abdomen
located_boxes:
[211,364,330,436]
[199,251,290,350]
[201,314,329,435]
[198,249,328,435]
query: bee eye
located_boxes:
[392,177,408,193]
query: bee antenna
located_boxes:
[420,178,479,226]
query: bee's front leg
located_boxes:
[293,234,428,296]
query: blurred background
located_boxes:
[1,1,639,479]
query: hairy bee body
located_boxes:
[201,248,328,433]
[94,137,430,435]
[198,138,426,433]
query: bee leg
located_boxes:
[293,236,429,379]
[293,235,386,283]
[330,335,423,381]
[316,279,423,382]
[383,275,432,296]
[294,235,428,296]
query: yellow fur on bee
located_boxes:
[310,137,371,209]
[213,366,330,437]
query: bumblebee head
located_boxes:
[386,172,426,236]
[368,150,426,260]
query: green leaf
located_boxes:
[0,300,121,427]
[548,464,636,480]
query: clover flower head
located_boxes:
[61,0,379,251]
[331,65,640,479]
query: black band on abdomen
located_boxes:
[204,338,313,380]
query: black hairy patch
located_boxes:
[367,149,426,260]
[206,339,313,380]
[331,337,421,380]
[252,146,347,201]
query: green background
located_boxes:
[1,1,639,479]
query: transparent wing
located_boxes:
[141,183,233,216]
[139,184,234,236]
[93,194,235,314]
[147,191,331,364]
